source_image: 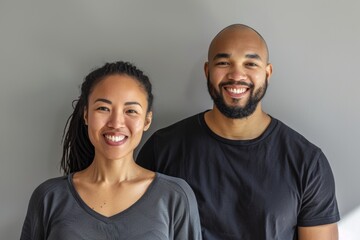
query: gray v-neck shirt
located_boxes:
[20,173,202,240]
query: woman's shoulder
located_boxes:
[152,173,200,219]
[29,175,69,203]
[155,173,196,199]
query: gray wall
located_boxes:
[1,0,359,238]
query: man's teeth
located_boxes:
[227,88,246,94]
[105,135,125,142]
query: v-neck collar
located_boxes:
[67,172,159,223]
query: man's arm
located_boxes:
[298,223,338,240]
[297,151,340,239]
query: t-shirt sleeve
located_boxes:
[297,150,340,226]
[20,188,45,240]
[173,180,202,240]
[136,133,157,171]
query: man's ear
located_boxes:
[83,107,88,125]
[266,63,273,82]
[144,111,153,131]
[204,62,209,79]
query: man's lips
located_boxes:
[223,84,251,99]
[225,87,247,94]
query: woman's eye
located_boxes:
[97,106,110,112]
[126,109,138,114]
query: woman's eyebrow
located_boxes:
[94,98,112,104]
[94,99,143,108]
[125,102,143,108]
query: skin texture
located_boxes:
[74,74,154,217]
[204,24,338,239]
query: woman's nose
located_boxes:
[107,111,125,129]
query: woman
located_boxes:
[20,61,202,240]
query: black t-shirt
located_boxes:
[137,111,340,240]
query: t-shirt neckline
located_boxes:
[67,172,159,223]
[198,110,278,146]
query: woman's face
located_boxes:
[84,74,152,161]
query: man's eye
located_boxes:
[216,61,230,66]
[246,62,258,67]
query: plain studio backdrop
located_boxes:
[0,0,359,239]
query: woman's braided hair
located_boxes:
[60,61,153,174]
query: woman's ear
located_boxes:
[144,111,153,131]
[83,107,88,125]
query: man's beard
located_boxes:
[207,75,268,119]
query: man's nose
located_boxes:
[227,65,247,81]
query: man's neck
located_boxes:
[204,104,271,140]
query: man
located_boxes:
[137,24,340,239]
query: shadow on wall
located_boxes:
[339,205,360,239]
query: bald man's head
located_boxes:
[208,24,270,63]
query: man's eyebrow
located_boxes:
[245,53,262,60]
[213,53,262,61]
[213,53,231,60]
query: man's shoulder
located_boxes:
[136,112,207,167]
[153,111,205,137]
[271,117,321,152]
